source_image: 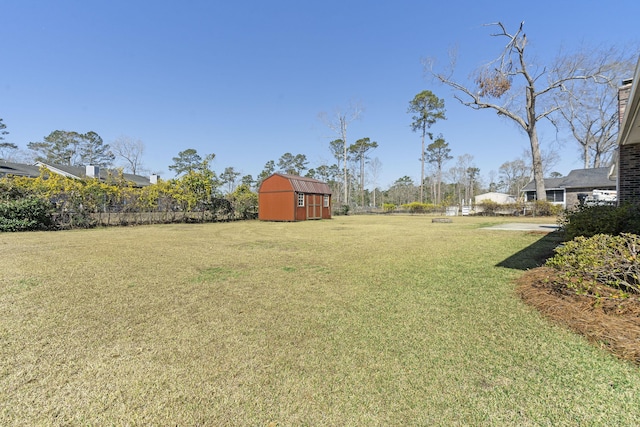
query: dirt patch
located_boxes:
[516,267,640,365]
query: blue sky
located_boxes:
[2,0,638,189]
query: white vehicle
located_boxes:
[583,189,617,206]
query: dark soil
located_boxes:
[516,267,640,365]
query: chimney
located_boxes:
[619,78,633,127]
[150,174,159,184]
[86,165,100,178]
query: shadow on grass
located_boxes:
[496,231,564,270]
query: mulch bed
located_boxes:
[516,267,640,365]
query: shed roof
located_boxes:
[272,173,332,194]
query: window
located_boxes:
[297,193,305,207]
[546,189,564,202]
[323,195,329,207]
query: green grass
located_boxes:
[1,215,639,425]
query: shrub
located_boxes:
[546,233,640,294]
[382,203,396,213]
[333,204,350,216]
[401,202,437,214]
[228,184,258,220]
[530,200,563,217]
[0,196,54,232]
[559,204,640,240]
[477,200,500,215]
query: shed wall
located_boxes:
[259,191,295,221]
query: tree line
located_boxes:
[1,21,635,214]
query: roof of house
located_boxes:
[618,57,640,147]
[475,192,516,199]
[270,173,332,194]
[0,161,154,187]
[0,161,42,178]
[561,167,616,188]
[522,177,565,191]
[522,167,616,192]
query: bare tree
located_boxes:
[369,157,383,207]
[0,118,18,161]
[427,22,613,201]
[447,154,477,206]
[220,166,241,194]
[498,158,531,196]
[487,169,499,192]
[553,54,636,168]
[112,136,145,175]
[521,147,560,178]
[319,103,363,205]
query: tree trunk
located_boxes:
[583,144,590,169]
[420,133,425,203]
[343,138,348,205]
[529,127,546,201]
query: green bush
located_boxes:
[530,200,563,217]
[546,233,640,294]
[0,197,54,232]
[333,204,350,216]
[382,203,396,213]
[0,180,34,201]
[401,202,437,214]
[559,204,640,240]
[477,200,500,215]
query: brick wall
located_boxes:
[619,144,640,203]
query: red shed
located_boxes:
[258,173,332,221]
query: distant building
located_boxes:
[522,167,616,209]
[0,161,157,187]
[258,173,332,221]
[475,192,517,205]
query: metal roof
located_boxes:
[278,173,332,194]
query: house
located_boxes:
[474,192,517,214]
[258,173,332,221]
[0,161,157,187]
[614,57,640,204]
[475,192,516,205]
[522,167,616,209]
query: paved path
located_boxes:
[481,223,560,232]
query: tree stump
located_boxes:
[432,218,452,223]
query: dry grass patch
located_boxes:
[2,216,640,425]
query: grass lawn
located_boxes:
[2,215,640,425]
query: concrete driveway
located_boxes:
[481,223,560,232]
